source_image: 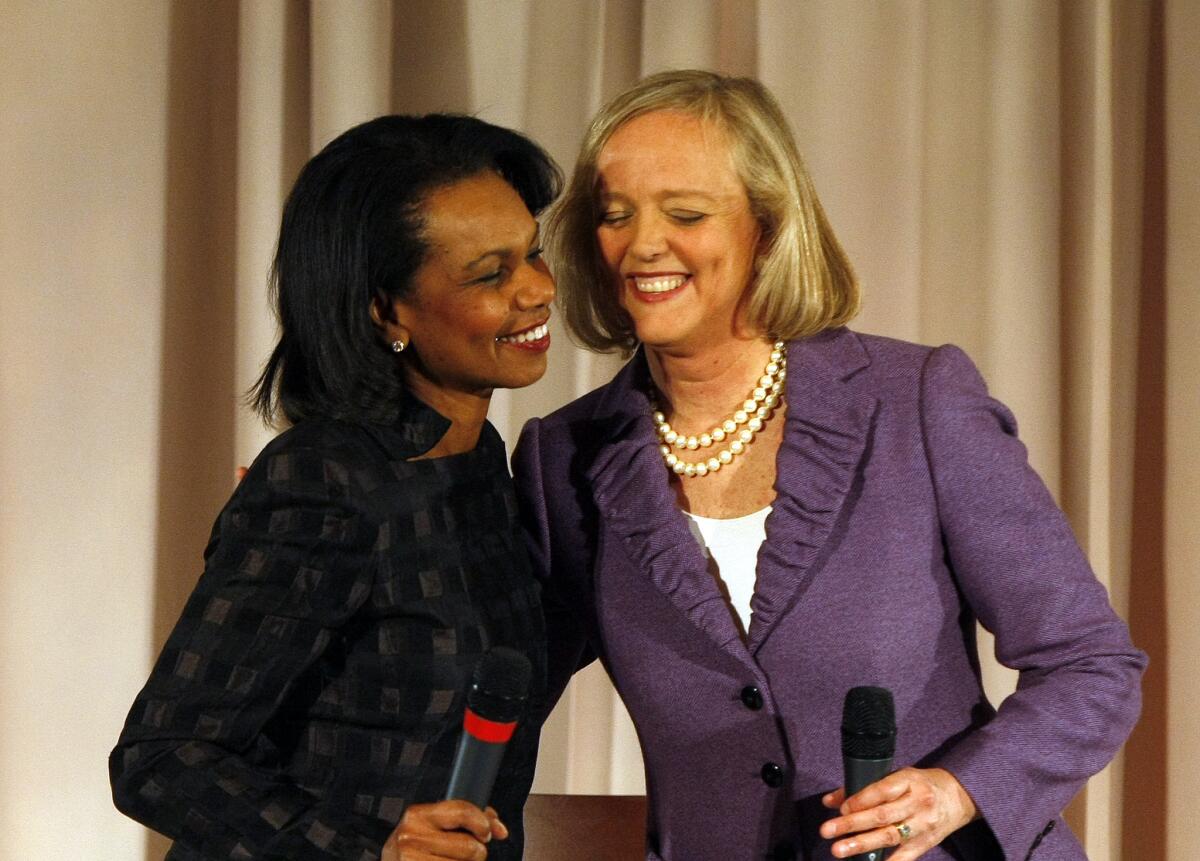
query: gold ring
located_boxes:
[896,822,913,842]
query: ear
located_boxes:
[369,295,411,346]
[369,294,394,330]
[754,222,772,261]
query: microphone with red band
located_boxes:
[444,646,533,809]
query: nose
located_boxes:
[629,213,667,261]
[514,259,556,310]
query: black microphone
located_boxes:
[444,647,533,809]
[841,686,896,861]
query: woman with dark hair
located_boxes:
[111,114,560,861]
[515,71,1144,860]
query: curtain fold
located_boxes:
[0,2,1190,858]
[1162,5,1200,861]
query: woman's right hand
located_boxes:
[383,800,508,861]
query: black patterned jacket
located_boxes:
[110,396,547,860]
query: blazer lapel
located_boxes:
[584,353,750,658]
[747,329,879,654]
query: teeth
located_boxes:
[634,275,687,293]
[497,322,548,344]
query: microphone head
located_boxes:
[466,647,533,723]
[841,686,896,759]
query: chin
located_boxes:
[633,325,690,351]
[497,359,549,391]
[627,309,691,344]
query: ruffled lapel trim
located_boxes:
[584,352,749,657]
[582,331,877,660]
[748,330,878,653]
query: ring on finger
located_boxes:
[896,821,913,842]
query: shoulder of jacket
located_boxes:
[249,419,389,498]
[531,373,629,432]
[850,330,938,370]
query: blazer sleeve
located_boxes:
[919,345,1146,859]
[511,417,595,720]
[109,443,393,860]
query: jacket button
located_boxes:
[760,762,784,787]
[740,685,763,710]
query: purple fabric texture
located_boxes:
[512,329,1145,861]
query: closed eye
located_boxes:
[600,210,632,226]
[669,210,706,224]
[468,245,542,286]
[470,269,505,286]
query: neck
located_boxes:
[403,375,492,457]
[647,337,776,430]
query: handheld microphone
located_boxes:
[841,686,896,861]
[444,647,532,809]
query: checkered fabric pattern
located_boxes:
[111,397,547,861]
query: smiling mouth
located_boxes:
[496,321,549,345]
[630,274,689,294]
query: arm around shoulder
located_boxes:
[512,417,595,718]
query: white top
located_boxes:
[682,506,771,638]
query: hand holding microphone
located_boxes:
[820,687,978,861]
[385,803,506,861]
[386,647,532,861]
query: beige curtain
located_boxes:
[1,1,1194,859]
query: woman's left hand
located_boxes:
[819,767,978,860]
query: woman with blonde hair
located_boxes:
[514,70,1143,860]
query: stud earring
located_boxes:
[391,339,406,353]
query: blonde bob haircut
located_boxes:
[546,69,859,355]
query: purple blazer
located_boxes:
[512,329,1145,861]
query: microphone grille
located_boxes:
[466,647,533,723]
[841,686,896,759]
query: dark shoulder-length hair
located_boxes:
[250,114,561,426]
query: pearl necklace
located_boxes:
[651,341,786,478]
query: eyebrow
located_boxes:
[661,189,722,200]
[600,189,723,204]
[463,223,541,271]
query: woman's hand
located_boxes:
[383,800,508,861]
[819,767,978,860]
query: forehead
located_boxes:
[420,172,534,260]
[596,110,741,192]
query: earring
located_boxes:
[391,339,406,353]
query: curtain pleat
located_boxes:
[309,0,392,151]
[1162,4,1200,860]
[236,2,290,463]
